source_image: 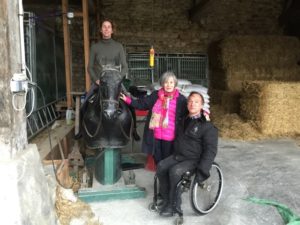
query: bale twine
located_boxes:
[55,186,102,225]
[240,81,300,136]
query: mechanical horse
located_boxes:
[80,68,134,184]
[81,68,133,149]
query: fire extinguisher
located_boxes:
[149,46,155,68]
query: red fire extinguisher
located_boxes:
[149,46,155,68]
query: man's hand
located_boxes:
[95,80,100,85]
[195,171,205,184]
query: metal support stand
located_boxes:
[95,148,121,185]
[77,148,146,203]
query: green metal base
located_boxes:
[94,148,121,185]
[78,186,146,203]
[80,148,146,202]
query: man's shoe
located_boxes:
[132,129,141,141]
[159,205,174,217]
[157,200,168,211]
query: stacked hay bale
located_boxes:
[208,35,300,139]
[208,35,300,113]
[240,81,300,136]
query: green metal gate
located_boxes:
[127,53,208,86]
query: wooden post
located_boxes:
[82,0,90,92]
[62,0,72,108]
[70,91,84,135]
[96,0,101,40]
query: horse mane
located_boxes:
[100,68,123,84]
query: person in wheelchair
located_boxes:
[156,91,218,217]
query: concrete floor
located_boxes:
[88,138,300,225]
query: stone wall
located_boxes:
[97,0,283,53]
[0,0,27,158]
[24,0,285,93]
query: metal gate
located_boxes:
[24,12,66,140]
[127,53,208,86]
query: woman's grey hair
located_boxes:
[159,71,178,87]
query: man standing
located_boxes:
[156,91,218,217]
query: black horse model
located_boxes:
[81,68,133,149]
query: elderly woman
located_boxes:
[120,71,187,166]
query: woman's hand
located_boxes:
[120,93,127,101]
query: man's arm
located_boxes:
[196,124,218,182]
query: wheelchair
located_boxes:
[148,162,223,225]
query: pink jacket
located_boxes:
[153,89,179,141]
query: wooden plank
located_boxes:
[62,0,72,108]
[75,95,81,134]
[43,159,71,187]
[82,0,91,91]
[31,121,74,160]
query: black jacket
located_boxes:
[174,115,218,180]
[129,90,187,154]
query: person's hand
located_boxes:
[195,172,205,184]
[120,93,127,101]
[95,80,100,85]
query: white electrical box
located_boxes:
[10,73,28,92]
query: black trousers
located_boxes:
[153,139,174,164]
[156,156,198,208]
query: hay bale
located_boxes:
[217,35,300,70]
[209,88,240,113]
[208,35,300,93]
[240,81,300,136]
[211,105,262,141]
[208,88,223,105]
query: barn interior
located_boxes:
[0,0,300,224]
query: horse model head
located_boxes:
[81,66,133,149]
[99,68,123,120]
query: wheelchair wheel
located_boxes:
[190,162,223,214]
[148,202,158,212]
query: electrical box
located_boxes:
[10,73,28,92]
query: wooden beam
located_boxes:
[82,0,91,91]
[74,11,83,17]
[62,0,72,108]
[96,0,101,40]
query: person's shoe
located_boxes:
[157,193,163,201]
[159,205,174,217]
[173,205,183,216]
[157,200,168,211]
[74,132,82,140]
[132,129,141,141]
